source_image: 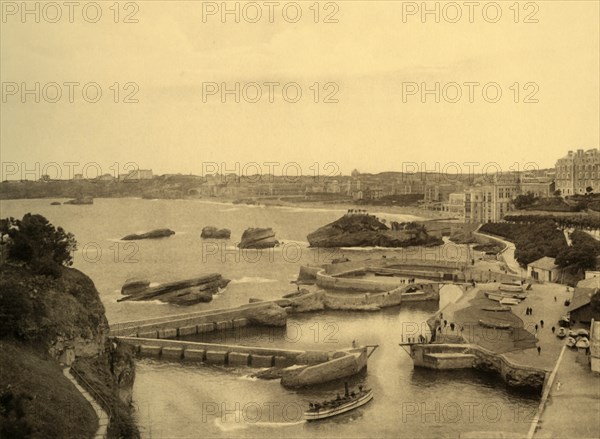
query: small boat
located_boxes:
[498,283,524,293]
[576,329,590,337]
[304,384,373,421]
[479,319,512,329]
[558,315,570,328]
[485,293,504,302]
[373,271,395,277]
[576,338,590,349]
[568,330,578,338]
[481,306,511,312]
[566,337,577,348]
[485,291,526,301]
[499,298,520,306]
[556,327,567,338]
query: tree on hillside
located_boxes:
[591,289,600,315]
[586,186,594,195]
[512,192,538,210]
[556,244,598,271]
[554,189,562,197]
[0,214,77,277]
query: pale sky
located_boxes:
[1,1,599,179]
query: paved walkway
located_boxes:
[436,281,571,371]
[533,348,600,438]
[63,367,109,439]
[474,229,527,277]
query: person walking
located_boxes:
[535,324,539,332]
[551,326,556,334]
[537,346,541,356]
[540,320,544,328]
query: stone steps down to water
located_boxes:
[118,274,230,306]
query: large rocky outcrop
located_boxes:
[118,273,230,306]
[239,227,279,249]
[121,228,175,240]
[307,214,443,248]
[201,226,231,239]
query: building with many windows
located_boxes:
[445,180,520,223]
[555,148,600,196]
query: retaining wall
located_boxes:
[411,343,546,393]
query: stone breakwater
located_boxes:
[118,336,368,389]
[109,301,373,388]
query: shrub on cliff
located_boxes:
[0,214,77,277]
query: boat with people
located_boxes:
[304,383,373,421]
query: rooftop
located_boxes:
[527,256,558,271]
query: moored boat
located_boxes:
[478,319,512,329]
[304,384,373,421]
[566,337,577,348]
[484,291,526,301]
[498,283,523,293]
[556,327,567,338]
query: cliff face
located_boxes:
[0,263,140,438]
[307,214,443,248]
[0,264,108,362]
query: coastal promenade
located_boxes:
[434,281,570,372]
[533,347,600,438]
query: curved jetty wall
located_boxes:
[411,343,546,393]
[301,256,527,290]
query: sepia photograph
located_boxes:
[1,1,599,438]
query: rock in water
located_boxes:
[201,226,231,239]
[117,274,230,306]
[247,303,287,326]
[238,227,279,249]
[64,196,93,205]
[307,214,443,248]
[121,228,175,240]
[121,278,151,295]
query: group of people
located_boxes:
[525,306,534,315]
[346,209,368,215]
[308,386,364,412]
